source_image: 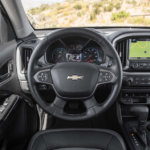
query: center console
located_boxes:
[114,35,150,150]
[123,106,150,150]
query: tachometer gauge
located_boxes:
[52,48,67,62]
[83,47,99,63]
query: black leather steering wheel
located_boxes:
[27,28,122,121]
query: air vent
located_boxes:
[115,40,128,67]
[22,48,33,73]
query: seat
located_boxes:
[27,129,126,150]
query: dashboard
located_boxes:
[45,36,105,64]
[15,29,150,94]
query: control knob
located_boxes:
[124,77,134,86]
[131,63,139,69]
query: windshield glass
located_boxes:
[21,0,150,29]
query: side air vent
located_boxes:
[22,48,33,73]
[115,39,128,67]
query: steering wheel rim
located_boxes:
[27,28,122,121]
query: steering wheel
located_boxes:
[27,28,122,121]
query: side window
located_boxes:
[0,5,16,43]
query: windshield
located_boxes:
[21,0,150,29]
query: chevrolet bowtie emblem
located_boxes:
[67,75,84,80]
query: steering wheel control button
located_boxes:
[98,76,103,82]
[34,69,52,84]
[98,71,113,83]
[38,84,49,90]
[38,72,48,81]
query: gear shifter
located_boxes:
[131,105,149,133]
[130,106,149,149]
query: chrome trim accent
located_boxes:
[42,113,48,130]
[67,75,84,80]
[20,81,29,91]
[123,72,150,76]
[3,95,19,122]
[36,105,48,131]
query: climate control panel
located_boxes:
[131,62,150,70]
[123,76,150,86]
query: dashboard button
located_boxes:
[124,77,134,86]
[147,98,150,103]
[122,98,132,103]
[131,63,139,69]
[135,77,140,81]
[134,81,139,85]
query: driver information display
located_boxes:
[129,38,150,60]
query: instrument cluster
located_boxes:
[45,36,105,64]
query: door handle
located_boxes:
[0,60,13,83]
[0,73,11,82]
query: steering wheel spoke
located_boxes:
[97,68,117,85]
[83,97,97,109]
[53,96,67,109]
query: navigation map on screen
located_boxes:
[129,39,150,60]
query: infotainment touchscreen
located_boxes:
[129,38,150,60]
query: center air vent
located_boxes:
[22,48,33,73]
[115,39,128,67]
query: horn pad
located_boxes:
[51,62,99,98]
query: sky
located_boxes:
[21,0,66,10]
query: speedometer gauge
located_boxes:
[52,48,67,62]
[83,47,99,63]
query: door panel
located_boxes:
[0,2,33,104]
[0,41,38,149]
[0,3,38,150]
[0,40,33,104]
